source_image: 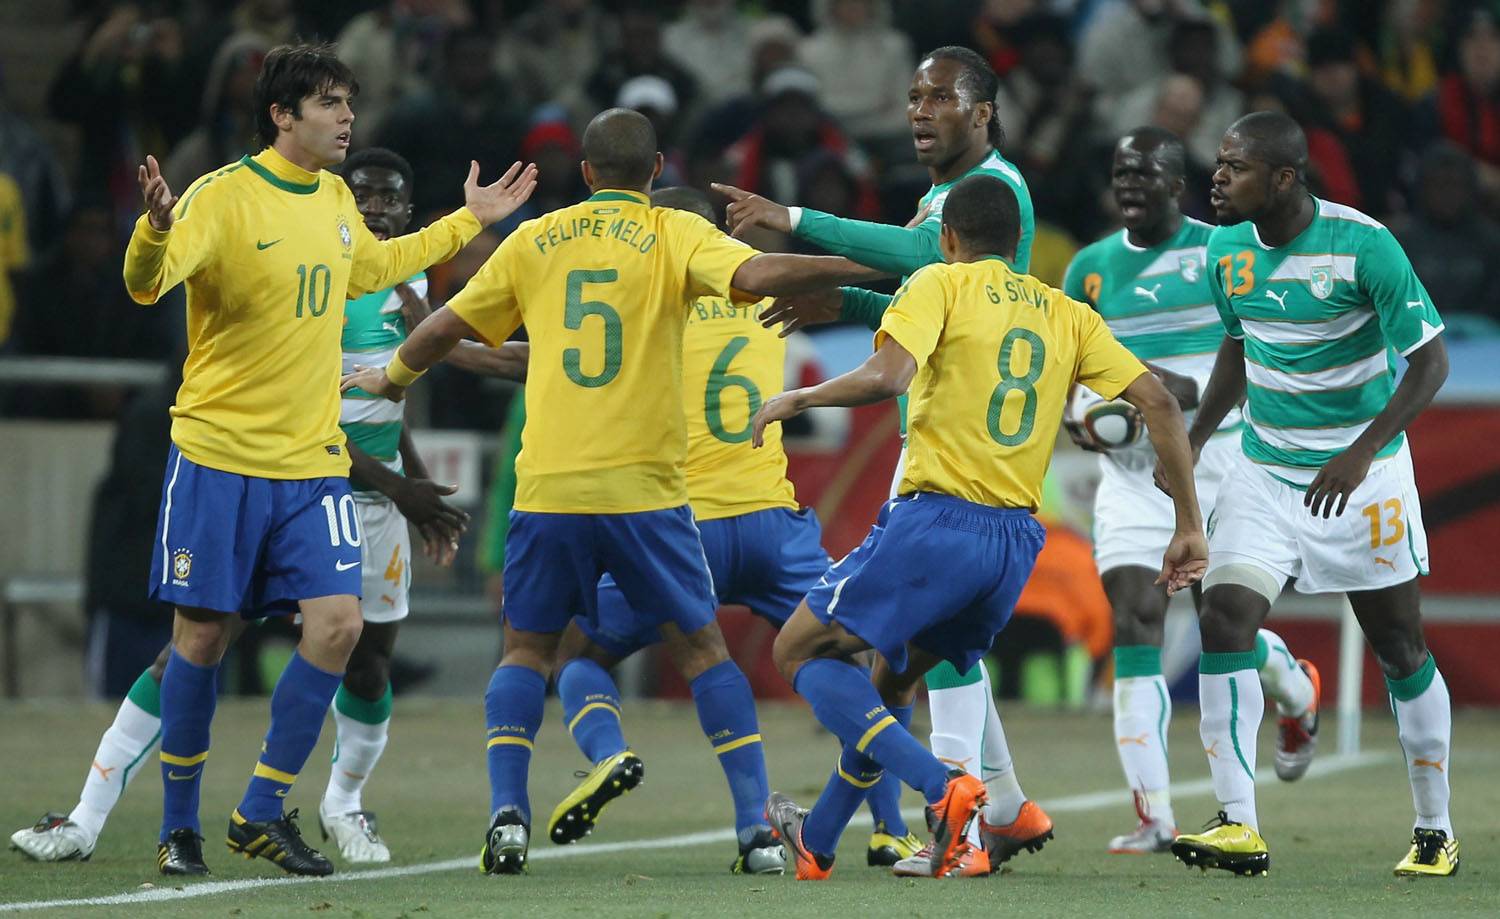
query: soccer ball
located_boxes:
[1066,386,1143,450]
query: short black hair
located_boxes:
[582,108,659,188]
[340,147,414,191]
[651,186,716,224]
[921,45,1004,150]
[253,43,359,148]
[941,174,1019,258]
[1120,125,1187,179]
[1227,110,1309,181]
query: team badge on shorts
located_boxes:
[1179,255,1200,283]
[337,216,353,252]
[172,549,193,586]
[1310,265,1333,300]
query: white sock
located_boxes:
[323,689,391,815]
[1199,658,1263,831]
[69,697,162,840]
[1255,629,1313,718]
[1113,673,1174,828]
[926,662,990,844]
[1389,657,1453,835]
[978,663,1026,826]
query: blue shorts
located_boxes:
[580,507,829,658]
[503,505,717,637]
[804,492,1045,674]
[149,446,363,617]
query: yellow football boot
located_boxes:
[546,750,644,845]
[867,824,922,867]
[1394,829,1459,877]
[1170,811,1270,876]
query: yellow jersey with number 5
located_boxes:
[681,296,797,521]
[123,146,480,480]
[879,257,1147,510]
[446,189,758,514]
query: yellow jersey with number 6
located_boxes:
[122,146,480,480]
[681,296,797,521]
[879,256,1147,510]
[447,189,758,514]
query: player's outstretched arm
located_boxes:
[750,338,916,447]
[1305,334,1448,519]
[713,182,928,278]
[443,341,530,382]
[123,154,212,304]
[730,253,871,298]
[1120,370,1207,594]
[341,305,479,402]
[348,437,469,566]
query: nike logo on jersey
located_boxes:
[1266,290,1289,310]
[256,238,283,250]
[1133,283,1162,304]
[167,770,199,781]
[335,560,359,572]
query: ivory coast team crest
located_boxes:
[1310,265,1334,300]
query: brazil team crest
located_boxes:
[172,548,193,585]
[1179,255,1200,283]
[337,216,353,252]
[1310,265,1334,300]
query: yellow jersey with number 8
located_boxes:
[446,189,758,514]
[879,257,1147,510]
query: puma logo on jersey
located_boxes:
[91,761,116,781]
[1266,290,1289,310]
[1117,734,1149,747]
[1413,757,1445,772]
[1133,283,1162,304]
[937,756,973,769]
[1374,556,1396,570]
[1204,742,1220,759]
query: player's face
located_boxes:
[1210,133,1270,223]
[1112,140,1178,231]
[283,86,354,168]
[348,167,412,239]
[908,59,983,167]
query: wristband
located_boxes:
[786,206,803,232]
[385,352,426,387]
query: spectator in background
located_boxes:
[0,171,27,350]
[161,33,270,193]
[800,0,914,143]
[1147,74,1217,219]
[972,0,1041,78]
[1376,0,1443,103]
[1251,78,1365,208]
[336,0,470,140]
[376,29,525,220]
[515,116,589,216]
[1304,28,1408,216]
[587,3,698,126]
[1421,7,1500,207]
[495,0,603,121]
[690,15,805,159]
[1079,0,1241,119]
[616,76,689,186]
[1392,142,1500,329]
[0,66,71,253]
[663,0,754,106]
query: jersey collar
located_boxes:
[587,189,649,204]
[242,147,321,195]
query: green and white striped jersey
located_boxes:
[1064,217,1238,438]
[340,272,423,492]
[1206,199,1443,485]
[917,149,1035,273]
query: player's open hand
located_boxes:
[712,183,792,238]
[1156,529,1209,595]
[1304,444,1374,519]
[462,160,538,228]
[393,282,432,331]
[759,288,842,337]
[393,479,469,567]
[137,154,177,231]
[750,390,807,448]
[341,364,405,402]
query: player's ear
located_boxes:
[579,159,594,189]
[939,224,957,262]
[652,152,664,182]
[975,101,993,133]
[270,102,295,134]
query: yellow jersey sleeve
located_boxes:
[446,233,523,346]
[0,174,28,271]
[875,265,948,366]
[122,174,221,304]
[669,210,759,301]
[1069,295,1149,400]
[347,202,482,298]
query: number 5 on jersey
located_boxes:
[564,269,622,387]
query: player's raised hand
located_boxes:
[341,364,406,402]
[1304,444,1374,519]
[711,183,792,238]
[1156,529,1209,596]
[750,390,807,448]
[137,154,178,231]
[759,288,842,337]
[462,160,539,227]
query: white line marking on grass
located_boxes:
[0,752,1389,913]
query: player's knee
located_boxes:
[302,604,364,664]
[1197,590,1259,652]
[172,614,231,665]
[342,651,390,700]
[1369,633,1429,681]
[665,622,730,682]
[1112,599,1166,647]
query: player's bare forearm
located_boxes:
[443,341,530,382]
[1188,335,1246,449]
[1123,371,1202,533]
[347,440,405,497]
[731,254,873,297]
[751,340,914,447]
[1347,335,1448,461]
[397,425,430,481]
[401,305,477,374]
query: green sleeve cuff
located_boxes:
[838,287,893,332]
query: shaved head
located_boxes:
[1225,111,1308,179]
[651,186,717,224]
[582,108,659,188]
[1119,125,1185,180]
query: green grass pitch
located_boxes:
[3,699,1497,917]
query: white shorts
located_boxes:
[356,494,411,623]
[1093,433,1237,574]
[1206,440,1430,595]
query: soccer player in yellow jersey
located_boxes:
[123,44,536,877]
[343,109,870,875]
[750,174,1209,881]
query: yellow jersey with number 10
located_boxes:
[681,296,797,521]
[447,189,758,514]
[879,256,1147,510]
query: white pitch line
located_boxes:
[0,751,1389,913]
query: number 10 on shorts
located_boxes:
[322,494,363,548]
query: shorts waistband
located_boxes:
[897,491,1033,519]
